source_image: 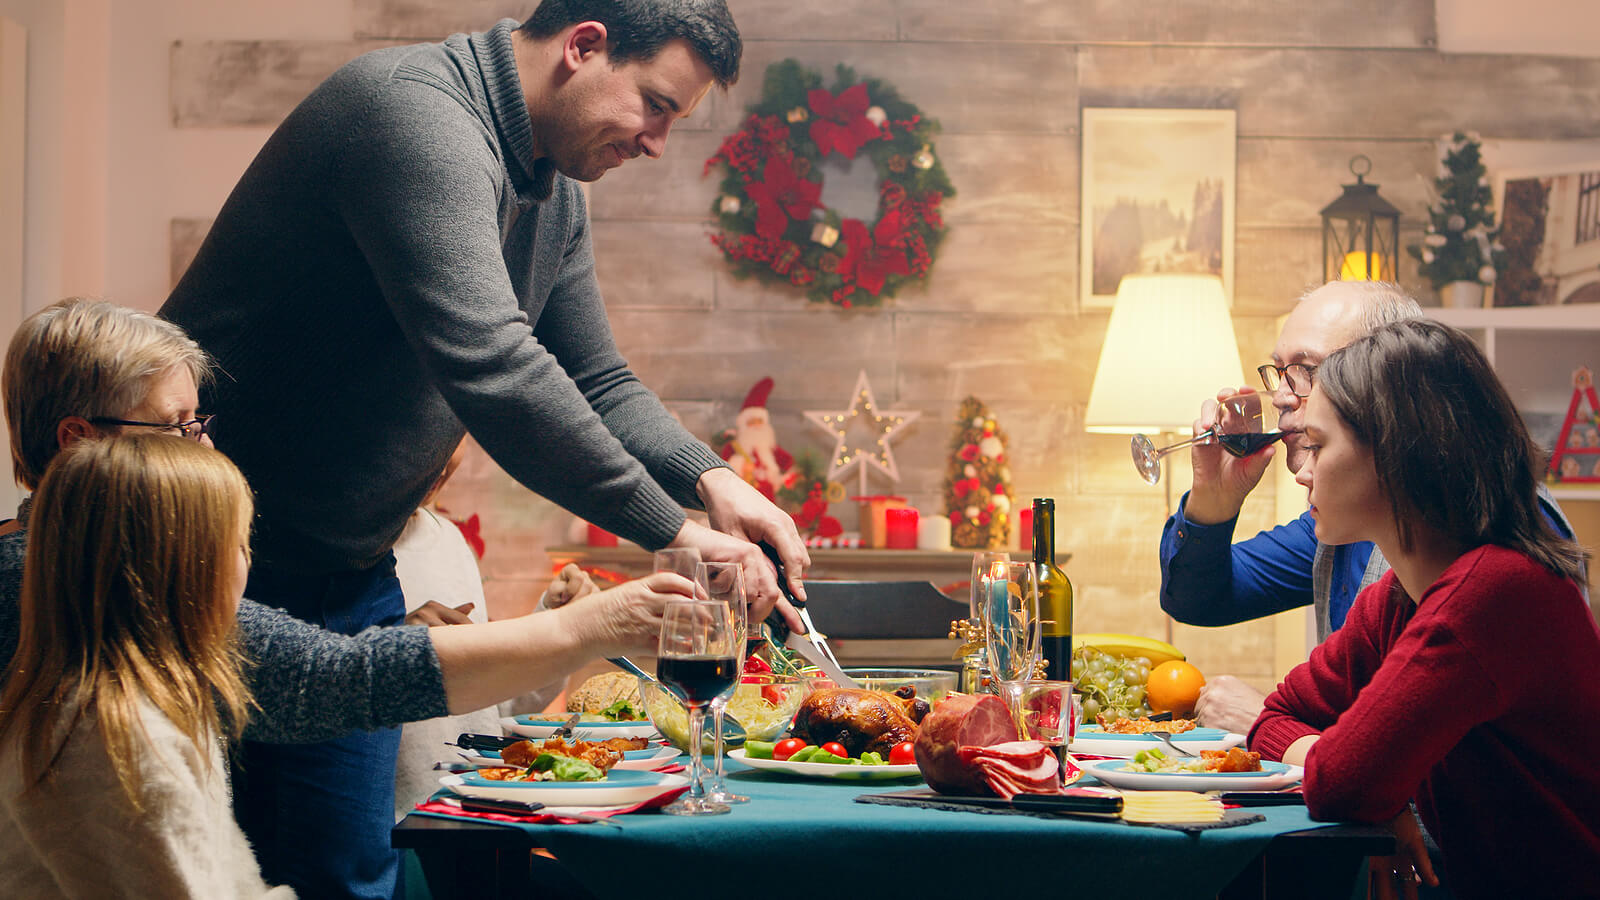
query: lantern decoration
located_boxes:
[1320,155,1401,284]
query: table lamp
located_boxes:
[1084,273,1246,639]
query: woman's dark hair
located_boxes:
[517,0,741,88]
[1317,319,1587,582]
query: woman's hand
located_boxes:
[405,600,475,627]
[1369,807,1439,900]
[541,563,599,610]
[563,572,698,657]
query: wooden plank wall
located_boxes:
[165,0,1600,687]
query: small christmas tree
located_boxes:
[943,396,1013,549]
[1407,131,1506,289]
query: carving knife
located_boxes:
[757,541,858,688]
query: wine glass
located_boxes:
[980,560,1041,686]
[696,561,749,805]
[653,548,702,580]
[1129,391,1283,485]
[657,598,741,816]
[968,551,1010,627]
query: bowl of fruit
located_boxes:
[639,673,813,752]
[1070,633,1202,724]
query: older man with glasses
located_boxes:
[1158,279,1581,737]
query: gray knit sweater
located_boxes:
[161,20,723,575]
[0,529,448,744]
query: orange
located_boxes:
[1146,660,1206,715]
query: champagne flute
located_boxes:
[1129,391,1283,485]
[968,551,1010,627]
[696,561,749,805]
[653,547,702,580]
[980,560,1041,687]
[657,599,740,816]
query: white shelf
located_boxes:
[1428,305,1600,331]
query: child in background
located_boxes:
[0,434,293,898]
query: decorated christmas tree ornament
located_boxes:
[943,396,1014,549]
[704,59,955,308]
[719,195,741,215]
[713,376,796,501]
[804,369,921,497]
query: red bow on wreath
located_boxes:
[839,211,911,296]
[744,154,821,240]
[807,83,882,160]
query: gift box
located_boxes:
[852,494,907,549]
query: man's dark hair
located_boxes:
[1317,319,1587,583]
[518,0,741,88]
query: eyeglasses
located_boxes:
[89,414,215,441]
[1257,363,1316,398]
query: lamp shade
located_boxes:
[1084,274,1246,434]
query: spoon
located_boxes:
[608,656,748,744]
[1147,731,1198,758]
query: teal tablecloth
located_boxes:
[419,760,1352,900]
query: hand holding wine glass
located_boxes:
[657,598,741,816]
[1131,389,1282,486]
[1183,388,1283,525]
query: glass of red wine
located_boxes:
[657,598,741,816]
[1130,391,1282,485]
[695,561,750,805]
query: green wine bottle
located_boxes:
[1032,498,1074,681]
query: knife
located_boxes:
[453,732,522,752]
[552,712,582,739]
[756,541,848,676]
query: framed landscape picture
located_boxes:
[1491,159,1600,307]
[1080,108,1236,309]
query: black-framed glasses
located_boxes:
[89,414,214,441]
[1257,363,1316,398]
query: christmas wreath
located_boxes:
[704,59,955,308]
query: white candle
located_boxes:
[917,515,952,551]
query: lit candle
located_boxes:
[884,507,919,549]
[917,515,952,551]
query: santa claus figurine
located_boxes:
[716,376,795,501]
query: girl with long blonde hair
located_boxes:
[0,433,291,898]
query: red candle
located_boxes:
[884,507,920,549]
[1019,507,1034,552]
[586,522,618,547]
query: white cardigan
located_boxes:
[0,698,294,899]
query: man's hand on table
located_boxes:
[406,600,475,627]
[1194,675,1267,735]
[1184,388,1277,526]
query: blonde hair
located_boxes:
[3,297,210,490]
[0,433,254,810]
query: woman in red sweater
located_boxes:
[1250,319,1600,900]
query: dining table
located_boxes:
[393,757,1393,900]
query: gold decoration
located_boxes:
[804,369,922,497]
[718,194,741,215]
[810,222,840,248]
[786,106,809,123]
[912,144,935,170]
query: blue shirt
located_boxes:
[1159,494,1370,631]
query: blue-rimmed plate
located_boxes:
[1082,758,1302,792]
[1069,726,1244,758]
[461,745,681,771]
[440,769,687,806]
[501,715,659,741]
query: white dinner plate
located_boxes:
[501,715,659,741]
[1082,758,1303,792]
[729,748,923,781]
[461,745,682,771]
[1068,726,1245,758]
[440,769,687,806]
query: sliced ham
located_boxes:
[964,740,1063,798]
[913,694,1017,795]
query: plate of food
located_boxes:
[440,769,688,806]
[461,739,681,771]
[1069,719,1245,757]
[728,747,923,781]
[1082,749,1302,792]
[502,716,659,741]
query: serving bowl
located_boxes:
[639,673,813,752]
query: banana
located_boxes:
[1072,632,1185,666]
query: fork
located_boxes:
[1147,730,1198,758]
[551,712,582,739]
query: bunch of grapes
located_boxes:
[1069,646,1155,724]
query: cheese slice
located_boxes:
[1118,791,1224,824]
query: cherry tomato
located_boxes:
[743,654,772,675]
[761,685,783,705]
[821,742,849,759]
[888,741,916,766]
[773,738,808,761]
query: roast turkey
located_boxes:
[790,688,920,756]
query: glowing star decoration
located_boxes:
[804,370,921,496]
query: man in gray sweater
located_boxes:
[160,2,807,897]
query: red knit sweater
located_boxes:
[1252,545,1600,899]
